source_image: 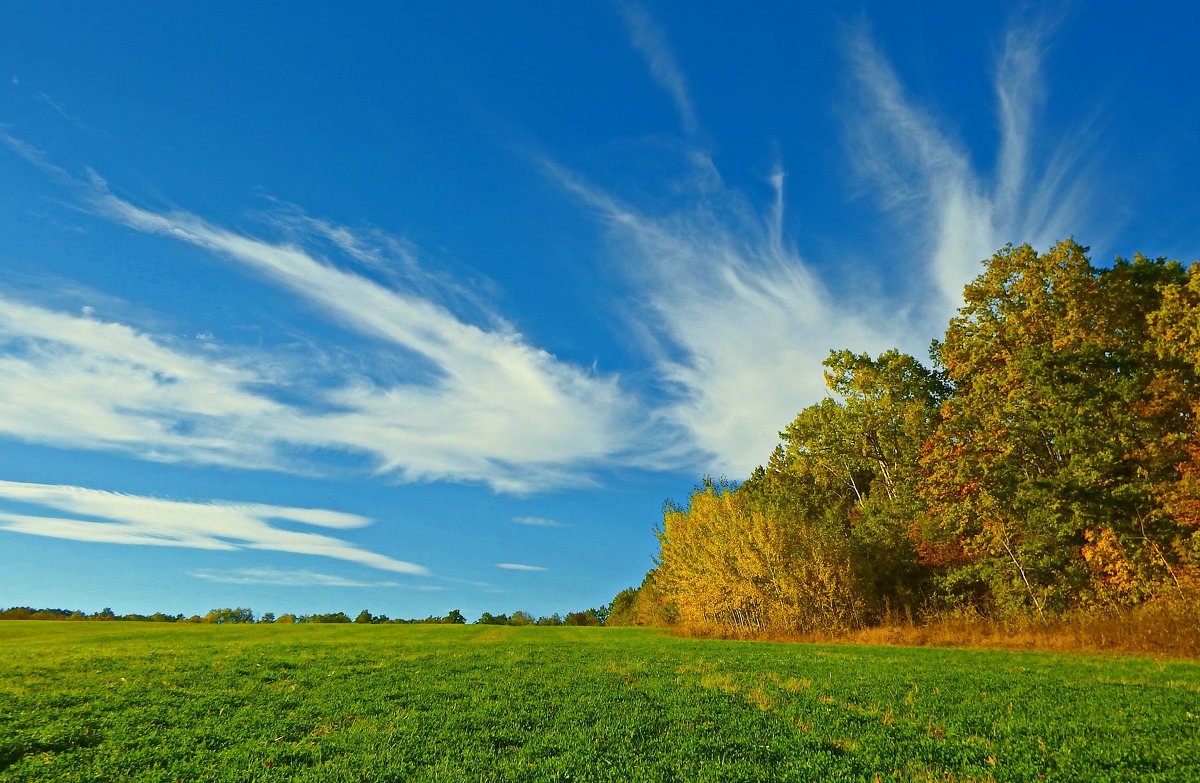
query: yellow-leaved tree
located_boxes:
[656,478,865,635]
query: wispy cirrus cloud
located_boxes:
[189,567,418,588]
[840,16,1093,314]
[544,10,1098,478]
[0,295,285,468]
[0,134,659,493]
[495,563,546,572]
[511,516,566,528]
[618,2,698,136]
[81,179,642,493]
[0,479,426,574]
[259,199,504,328]
[548,161,893,476]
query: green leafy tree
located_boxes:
[302,612,351,623]
[564,609,600,626]
[605,571,674,627]
[206,607,255,624]
[1147,261,1200,575]
[507,611,534,626]
[822,349,946,614]
[923,241,1189,614]
[606,589,638,626]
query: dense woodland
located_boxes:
[610,240,1200,636]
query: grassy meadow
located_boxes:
[1,622,1198,782]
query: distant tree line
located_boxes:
[609,240,1200,636]
[474,607,608,626]
[0,605,610,626]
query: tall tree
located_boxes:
[923,241,1189,613]
[1147,262,1200,574]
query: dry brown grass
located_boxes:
[672,593,1200,659]
[841,598,1200,658]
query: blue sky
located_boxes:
[1,2,1197,620]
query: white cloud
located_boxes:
[0,129,73,181]
[511,516,566,528]
[0,295,286,469]
[0,150,657,492]
[619,3,698,136]
[36,91,70,118]
[80,183,643,493]
[495,563,547,572]
[542,15,1098,479]
[841,19,1094,315]
[189,568,403,588]
[260,202,494,319]
[549,162,894,477]
[0,479,426,574]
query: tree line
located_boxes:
[610,240,1200,635]
[0,605,609,626]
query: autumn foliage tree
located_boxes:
[625,239,1199,635]
[923,241,1193,613]
[1147,263,1200,566]
[655,478,865,634]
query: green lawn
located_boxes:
[1,622,1197,782]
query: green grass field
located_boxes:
[1,622,1197,782]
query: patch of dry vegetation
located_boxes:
[683,593,1200,659]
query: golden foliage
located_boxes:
[657,484,865,636]
[1081,527,1138,596]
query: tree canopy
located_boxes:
[617,240,1200,635]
